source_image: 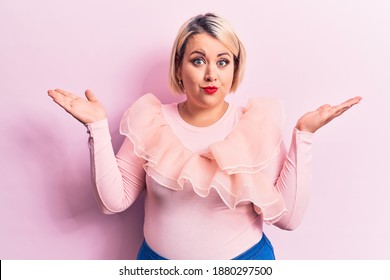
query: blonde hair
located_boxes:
[169,13,246,94]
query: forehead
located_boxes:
[184,33,232,56]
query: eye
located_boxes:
[217,59,230,67]
[192,58,205,65]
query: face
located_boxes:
[178,33,235,110]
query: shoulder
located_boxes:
[233,97,285,127]
[125,93,161,113]
[245,97,284,113]
[119,93,164,138]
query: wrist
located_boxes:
[295,123,316,133]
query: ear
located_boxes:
[176,64,182,81]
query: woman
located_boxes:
[48,13,361,260]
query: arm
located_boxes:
[273,96,361,229]
[47,88,146,214]
[87,119,146,214]
[272,128,313,230]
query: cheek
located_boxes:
[221,69,235,86]
[182,66,202,83]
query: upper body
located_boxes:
[86,93,313,259]
[47,13,361,260]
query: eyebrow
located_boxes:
[190,50,231,57]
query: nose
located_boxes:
[204,64,217,82]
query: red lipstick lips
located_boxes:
[203,86,218,94]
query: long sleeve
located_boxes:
[86,119,146,214]
[271,128,313,230]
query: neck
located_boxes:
[178,100,229,127]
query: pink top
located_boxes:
[86,93,313,259]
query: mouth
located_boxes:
[202,86,218,95]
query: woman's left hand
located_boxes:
[295,96,362,133]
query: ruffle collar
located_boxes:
[120,93,287,224]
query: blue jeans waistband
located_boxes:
[136,233,275,260]
[232,233,275,260]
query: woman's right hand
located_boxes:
[48,89,107,124]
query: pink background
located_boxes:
[1,0,389,259]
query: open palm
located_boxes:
[48,89,106,124]
[296,96,362,133]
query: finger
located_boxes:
[85,89,98,102]
[50,95,72,112]
[53,88,71,96]
[48,90,74,109]
[53,88,79,100]
[47,89,56,98]
[48,90,73,103]
[329,96,362,119]
[342,96,362,107]
[48,89,64,101]
[335,96,362,110]
[331,106,349,118]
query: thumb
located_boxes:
[85,89,98,102]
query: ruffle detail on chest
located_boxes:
[120,93,287,224]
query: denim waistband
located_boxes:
[232,233,275,260]
[136,233,275,260]
[137,239,168,260]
